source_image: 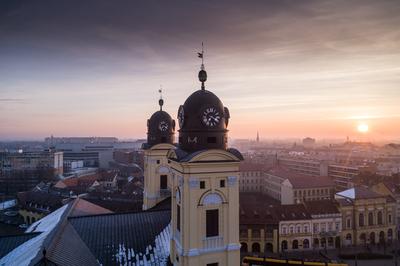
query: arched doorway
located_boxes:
[252,242,260,253]
[303,239,310,249]
[379,231,385,244]
[265,243,273,253]
[240,242,248,253]
[335,236,341,248]
[388,229,393,243]
[360,233,366,245]
[370,232,376,244]
[345,233,352,246]
[292,240,299,249]
[321,238,326,248]
[328,237,333,247]
[281,240,288,251]
[313,238,319,249]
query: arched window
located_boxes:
[377,211,383,225]
[313,238,319,248]
[346,233,352,240]
[388,229,393,239]
[368,212,373,226]
[292,240,299,249]
[240,242,248,253]
[303,239,310,249]
[370,232,376,244]
[202,193,223,206]
[379,231,385,243]
[360,233,366,244]
[265,243,273,253]
[252,242,260,253]
[359,213,364,227]
[281,240,288,250]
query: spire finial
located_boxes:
[158,86,164,111]
[197,42,207,90]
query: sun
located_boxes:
[357,123,369,133]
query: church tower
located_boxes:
[168,49,243,266]
[142,92,176,210]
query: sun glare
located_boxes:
[357,123,369,133]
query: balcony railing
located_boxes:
[203,236,224,251]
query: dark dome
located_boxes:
[146,110,175,147]
[178,89,230,152]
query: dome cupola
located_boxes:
[146,91,175,147]
[177,49,230,152]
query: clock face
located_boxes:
[178,105,185,128]
[158,121,169,132]
[202,107,221,127]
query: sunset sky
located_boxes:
[1,0,399,141]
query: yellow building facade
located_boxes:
[168,149,242,266]
[143,143,175,210]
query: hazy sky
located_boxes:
[1,0,399,141]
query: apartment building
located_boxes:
[264,167,335,204]
[277,157,328,177]
[304,200,342,249]
[239,162,267,192]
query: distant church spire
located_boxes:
[257,131,260,142]
[197,42,207,90]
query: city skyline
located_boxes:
[1,0,400,141]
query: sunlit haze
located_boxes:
[1,0,400,141]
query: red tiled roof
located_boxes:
[268,167,335,188]
[69,198,113,217]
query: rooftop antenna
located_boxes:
[198,42,207,90]
[158,86,164,111]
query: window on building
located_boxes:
[160,175,168,189]
[368,212,373,226]
[378,211,383,225]
[220,179,225,188]
[388,214,392,224]
[359,213,364,227]
[200,181,205,189]
[156,160,160,164]
[297,226,301,233]
[294,191,297,197]
[206,209,219,237]
[282,227,287,234]
[290,226,294,234]
[346,218,351,229]
[207,263,218,266]
[313,224,318,233]
[304,225,308,233]
[177,204,181,231]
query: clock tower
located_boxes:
[169,52,243,266]
[142,94,176,210]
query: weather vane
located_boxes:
[197,42,205,70]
